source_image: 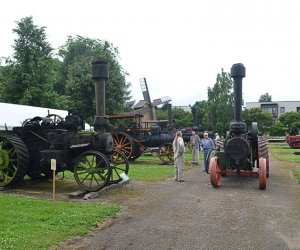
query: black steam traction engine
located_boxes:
[207,63,269,189]
[0,60,129,192]
[109,104,176,164]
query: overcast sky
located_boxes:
[1,0,299,106]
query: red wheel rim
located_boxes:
[209,157,221,187]
[259,158,267,190]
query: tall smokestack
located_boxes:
[230,63,246,135]
[92,59,109,132]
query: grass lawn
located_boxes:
[269,142,300,183]
[0,194,119,250]
[269,142,300,163]
[0,146,199,249]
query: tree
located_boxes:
[155,105,192,129]
[279,111,300,135]
[259,93,272,102]
[0,16,59,107]
[206,69,234,136]
[242,108,273,135]
[269,121,287,136]
[172,108,193,128]
[57,35,129,122]
[192,100,208,131]
[124,82,135,112]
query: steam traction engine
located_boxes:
[208,63,269,189]
[111,103,176,164]
[0,59,129,192]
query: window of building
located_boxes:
[297,107,300,112]
[261,104,278,116]
[280,107,285,114]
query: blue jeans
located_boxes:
[203,149,210,171]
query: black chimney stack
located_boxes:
[230,63,246,135]
[92,59,109,132]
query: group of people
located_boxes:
[172,130,220,182]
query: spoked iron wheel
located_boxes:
[258,157,267,190]
[0,135,29,187]
[113,132,135,160]
[74,151,111,192]
[107,149,129,184]
[209,156,221,188]
[158,142,174,164]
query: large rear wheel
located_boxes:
[113,132,136,160]
[0,135,29,187]
[74,151,111,191]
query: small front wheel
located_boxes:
[209,156,221,188]
[258,157,267,190]
[74,151,111,191]
[107,149,129,184]
[158,143,174,164]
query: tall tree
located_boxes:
[207,69,234,136]
[0,16,59,107]
[57,36,128,122]
[259,93,272,102]
[242,108,273,135]
[193,100,208,131]
[279,111,300,135]
[124,82,135,112]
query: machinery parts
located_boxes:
[207,63,270,190]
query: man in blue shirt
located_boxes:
[200,132,214,172]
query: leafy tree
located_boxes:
[259,93,272,102]
[279,111,300,135]
[269,121,287,136]
[242,108,273,135]
[155,105,192,128]
[57,36,128,122]
[207,69,234,136]
[0,16,59,107]
[124,82,135,112]
[192,100,208,131]
[172,108,193,128]
[155,106,167,120]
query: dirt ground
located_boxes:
[3,156,300,250]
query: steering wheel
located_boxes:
[46,114,64,126]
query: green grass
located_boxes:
[0,147,199,249]
[292,169,300,184]
[0,194,119,250]
[268,142,300,183]
[269,142,300,163]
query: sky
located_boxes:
[1,0,300,107]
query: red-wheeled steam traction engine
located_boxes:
[207,63,269,190]
[0,59,129,192]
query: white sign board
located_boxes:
[51,159,56,171]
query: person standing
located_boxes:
[190,131,201,165]
[200,132,214,172]
[173,131,185,182]
[214,132,221,150]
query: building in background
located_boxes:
[245,101,300,119]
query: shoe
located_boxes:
[177,180,185,182]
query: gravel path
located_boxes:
[58,156,300,250]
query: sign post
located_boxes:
[51,159,56,207]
